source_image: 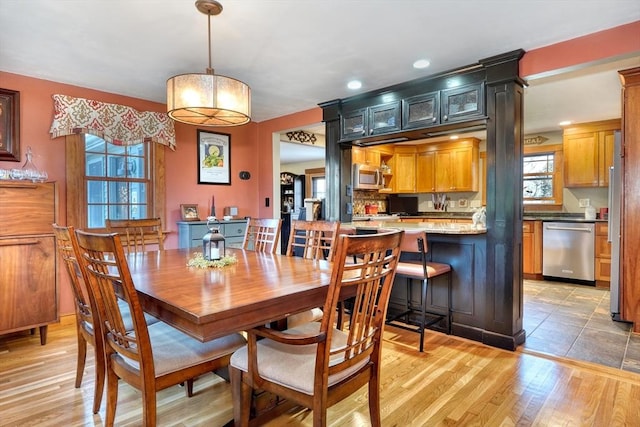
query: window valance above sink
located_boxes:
[49,94,176,150]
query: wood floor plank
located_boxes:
[1,315,640,426]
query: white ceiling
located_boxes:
[2,0,639,164]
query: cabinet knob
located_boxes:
[432,117,437,123]
[369,129,373,135]
[362,130,366,136]
[443,115,448,121]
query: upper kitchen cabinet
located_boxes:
[352,146,381,167]
[340,101,401,141]
[392,145,417,193]
[417,138,480,193]
[441,83,485,124]
[402,91,440,129]
[563,119,620,187]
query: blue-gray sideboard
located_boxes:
[177,219,248,249]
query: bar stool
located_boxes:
[386,229,452,352]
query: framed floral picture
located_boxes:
[197,130,231,185]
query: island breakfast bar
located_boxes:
[339,221,513,350]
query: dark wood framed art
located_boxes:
[0,88,20,162]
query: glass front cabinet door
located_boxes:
[341,108,368,140]
[341,101,401,141]
[441,83,485,124]
[368,101,401,136]
[402,92,440,129]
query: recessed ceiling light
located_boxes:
[413,59,430,69]
[347,80,362,90]
[558,120,572,126]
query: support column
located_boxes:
[481,50,527,349]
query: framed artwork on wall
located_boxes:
[180,204,200,221]
[0,88,20,162]
[197,130,231,185]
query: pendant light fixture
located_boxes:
[167,0,251,126]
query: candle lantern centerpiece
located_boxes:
[203,216,225,260]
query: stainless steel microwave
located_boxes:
[352,163,383,190]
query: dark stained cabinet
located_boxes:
[340,101,401,141]
[441,83,485,124]
[402,91,440,129]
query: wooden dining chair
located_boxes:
[105,218,165,253]
[52,224,105,414]
[52,224,165,414]
[385,229,452,352]
[73,230,246,427]
[242,218,282,254]
[284,220,340,328]
[230,229,404,427]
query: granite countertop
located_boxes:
[342,220,487,235]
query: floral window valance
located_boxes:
[49,94,176,150]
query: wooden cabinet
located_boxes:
[595,222,611,283]
[563,119,620,187]
[522,221,542,276]
[340,101,401,141]
[418,138,479,193]
[0,182,58,344]
[177,219,248,249]
[391,146,416,193]
[402,91,440,129]
[441,83,485,124]
[352,147,381,167]
[416,150,436,192]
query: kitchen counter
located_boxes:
[342,220,487,235]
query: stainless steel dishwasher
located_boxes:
[542,221,595,283]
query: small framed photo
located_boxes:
[0,88,21,162]
[197,130,231,185]
[180,204,200,221]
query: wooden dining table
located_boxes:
[126,247,334,342]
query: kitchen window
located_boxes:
[64,134,165,229]
[523,144,563,207]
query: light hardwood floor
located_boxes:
[1,315,639,426]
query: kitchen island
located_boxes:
[338,221,512,350]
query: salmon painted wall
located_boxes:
[0,21,635,317]
[520,21,640,77]
[0,71,263,315]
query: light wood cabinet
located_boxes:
[522,220,542,276]
[595,222,611,283]
[392,146,417,193]
[0,182,58,344]
[352,147,382,167]
[563,119,620,187]
[416,150,436,192]
[418,138,479,193]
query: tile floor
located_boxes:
[523,279,640,373]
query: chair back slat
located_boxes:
[53,224,93,328]
[242,218,282,254]
[319,230,403,382]
[105,218,165,253]
[286,220,340,261]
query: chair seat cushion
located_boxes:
[285,307,324,329]
[117,322,246,377]
[229,322,369,395]
[396,260,451,279]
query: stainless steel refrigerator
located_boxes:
[609,131,623,321]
